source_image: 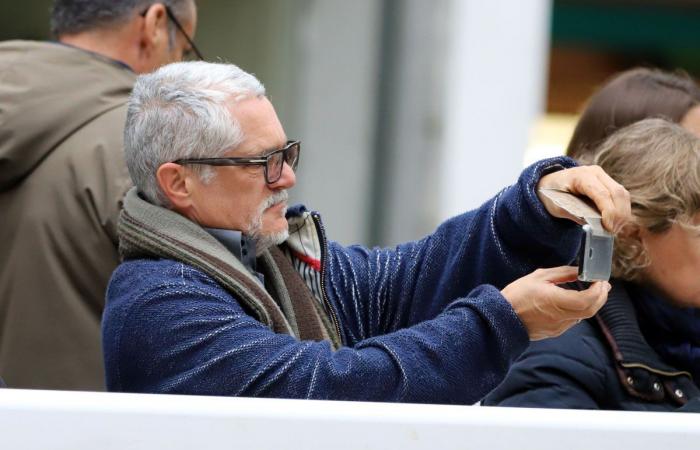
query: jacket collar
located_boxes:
[595,282,700,405]
[596,282,689,377]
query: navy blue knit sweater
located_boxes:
[102,157,580,404]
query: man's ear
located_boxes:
[157,162,193,210]
[139,3,169,58]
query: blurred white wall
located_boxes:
[290,0,383,247]
[287,0,553,245]
[438,0,552,220]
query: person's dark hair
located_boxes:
[566,68,700,162]
[50,0,191,37]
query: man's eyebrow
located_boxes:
[256,140,290,157]
[233,136,288,158]
[231,145,266,158]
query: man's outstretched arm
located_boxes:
[104,263,513,403]
[103,260,603,403]
[325,157,629,344]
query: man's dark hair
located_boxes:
[50,0,191,37]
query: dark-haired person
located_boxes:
[567,67,700,161]
[484,119,700,412]
[0,0,197,390]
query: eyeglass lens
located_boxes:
[266,143,300,183]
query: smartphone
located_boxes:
[577,224,614,282]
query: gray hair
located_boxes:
[50,0,192,38]
[124,61,266,206]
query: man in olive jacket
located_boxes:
[0,0,197,390]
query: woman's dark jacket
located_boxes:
[483,282,700,412]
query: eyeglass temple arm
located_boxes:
[164,6,205,60]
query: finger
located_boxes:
[548,281,608,316]
[534,266,579,283]
[565,282,609,321]
[584,281,610,317]
[576,281,610,317]
[594,171,631,233]
[570,174,617,231]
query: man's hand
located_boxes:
[501,266,610,340]
[537,165,631,233]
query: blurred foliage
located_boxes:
[553,0,700,73]
[1,0,52,40]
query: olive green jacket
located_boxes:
[0,41,136,390]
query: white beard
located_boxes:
[253,229,290,256]
[246,190,289,255]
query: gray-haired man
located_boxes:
[0,0,197,390]
[103,61,631,402]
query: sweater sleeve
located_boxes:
[325,157,582,344]
[104,261,528,405]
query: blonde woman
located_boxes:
[484,118,700,412]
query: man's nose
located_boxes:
[270,161,296,189]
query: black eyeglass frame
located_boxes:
[174,141,301,184]
[164,5,204,61]
[140,4,204,61]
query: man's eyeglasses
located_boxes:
[174,141,301,184]
[164,5,204,61]
[141,4,204,61]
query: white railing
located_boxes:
[0,388,697,450]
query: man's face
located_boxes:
[153,1,198,68]
[187,96,296,249]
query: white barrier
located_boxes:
[0,388,697,450]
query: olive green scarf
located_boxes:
[118,188,340,347]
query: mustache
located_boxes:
[260,190,289,211]
[246,190,289,242]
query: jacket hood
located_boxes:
[0,40,136,191]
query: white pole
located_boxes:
[439,0,552,219]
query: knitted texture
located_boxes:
[103,157,580,404]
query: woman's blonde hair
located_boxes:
[593,118,700,281]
